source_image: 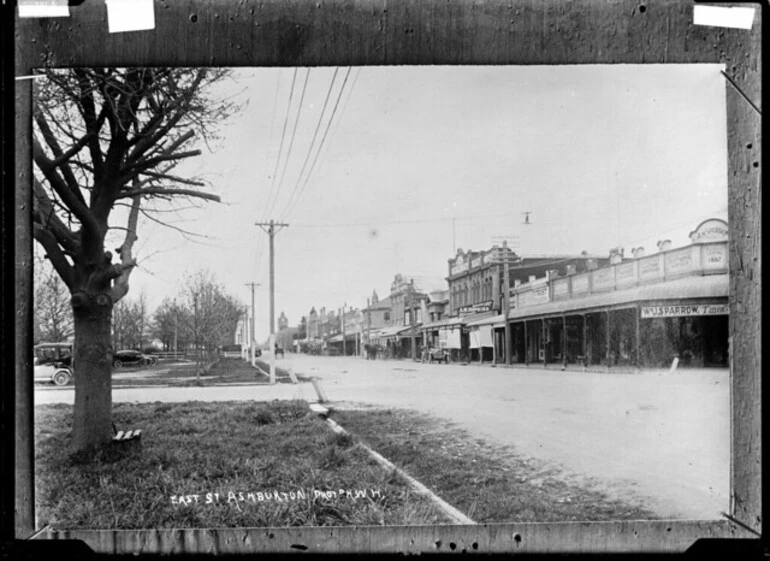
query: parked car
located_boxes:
[34,342,73,385]
[113,349,157,368]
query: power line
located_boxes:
[279,68,339,221]
[280,67,353,222]
[268,68,312,218]
[259,69,282,221]
[263,68,298,223]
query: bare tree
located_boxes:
[34,252,74,344]
[151,297,188,352]
[112,291,148,350]
[179,270,242,381]
[32,68,241,452]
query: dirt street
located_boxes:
[281,354,730,521]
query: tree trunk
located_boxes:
[71,291,114,452]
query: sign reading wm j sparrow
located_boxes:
[641,304,729,318]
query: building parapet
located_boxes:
[510,241,728,310]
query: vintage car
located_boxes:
[34,342,73,386]
[113,349,158,368]
[425,347,450,364]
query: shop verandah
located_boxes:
[504,308,728,370]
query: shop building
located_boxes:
[432,243,605,362]
[504,218,729,370]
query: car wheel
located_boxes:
[114,360,123,369]
[52,370,71,386]
[139,358,149,366]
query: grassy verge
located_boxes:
[333,408,659,523]
[34,401,452,529]
[109,358,301,388]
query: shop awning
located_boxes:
[379,325,407,338]
[507,274,728,321]
[396,323,422,336]
[328,334,344,343]
[420,316,465,330]
[465,312,505,327]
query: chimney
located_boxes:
[587,259,598,270]
[657,239,672,252]
[631,247,645,259]
[514,279,521,288]
[566,264,577,275]
[547,269,560,280]
[528,275,536,283]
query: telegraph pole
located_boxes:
[491,238,516,365]
[341,303,346,356]
[409,281,417,361]
[255,220,289,384]
[245,283,260,367]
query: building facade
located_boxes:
[502,218,729,369]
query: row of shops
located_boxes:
[365,219,730,370]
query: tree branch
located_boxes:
[33,109,87,205]
[33,135,102,237]
[33,224,76,290]
[33,177,81,256]
[115,187,220,202]
[110,193,141,303]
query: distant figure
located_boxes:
[275,344,284,359]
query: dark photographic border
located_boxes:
[12,0,761,553]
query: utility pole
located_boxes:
[245,282,260,367]
[341,303,346,357]
[409,280,417,361]
[491,239,515,365]
[255,220,289,385]
[173,298,178,358]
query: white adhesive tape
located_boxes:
[693,5,755,30]
[18,0,69,18]
[105,0,156,33]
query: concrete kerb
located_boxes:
[304,374,474,524]
[321,413,476,525]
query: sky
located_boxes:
[99,64,727,341]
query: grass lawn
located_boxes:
[333,408,659,523]
[110,358,303,388]
[34,401,453,530]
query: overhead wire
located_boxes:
[267,67,312,218]
[262,68,298,224]
[280,66,353,223]
[251,70,283,284]
[278,67,339,221]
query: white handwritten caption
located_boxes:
[171,488,383,506]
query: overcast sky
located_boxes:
[103,64,727,341]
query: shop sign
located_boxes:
[665,247,694,275]
[458,301,493,316]
[438,329,448,348]
[641,304,729,318]
[689,218,729,244]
